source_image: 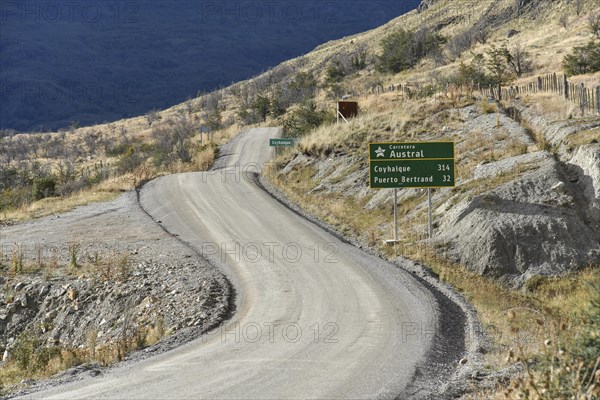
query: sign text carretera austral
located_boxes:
[369,142,455,188]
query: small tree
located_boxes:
[378,29,418,73]
[506,42,533,77]
[251,95,270,122]
[269,87,287,118]
[145,109,161,126]
[589,13,600,39]
[32,175,56,200]
[325,60,346,84]
[449,54,495,87]
[289,72,317,103]
[559,14,569,29]
[486,45,512,85]
[351,47,368,70]
[283,101,333,137]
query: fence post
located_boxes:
[580,82,586,116]
[596,86,600,114]
[564,74,569,99]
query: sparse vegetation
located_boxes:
[590,13,600,39]
[563,39,600,76]
[283,101,335,138]
[378,28,445,73]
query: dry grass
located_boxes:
[524,92,581,120]
[0,179,130,223]
[565,126,600,147]
[0,319,167,395]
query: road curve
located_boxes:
[25,128,456,399]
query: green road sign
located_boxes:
[369,142,455,188]
[270,138,295,147]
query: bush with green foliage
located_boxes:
[32,175,57,200]
[117,146,144,173]
[283,101,333,137]
[485,45,513,85]
[563,40,600,76]
[378,28,445,73]
[251,95,271,122]
[442,54,495,87]
[269,87,287,119]
[288,72,317,103]
[351,49,368,70]
[325,61,346,85]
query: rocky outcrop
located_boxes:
[436,153,599,286]
[0,191,230,367]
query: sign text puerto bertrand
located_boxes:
[369,142,455,188]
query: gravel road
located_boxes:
[15,128,467,399]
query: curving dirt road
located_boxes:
[23,128,464,399]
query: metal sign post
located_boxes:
[394,188,398,241]
[428,188,433,239]
[199,126,211,145]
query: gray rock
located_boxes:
[506,29,520,38]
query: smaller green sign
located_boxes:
[270,138,295,147]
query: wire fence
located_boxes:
[360,72,600,116]
[479,73,600,115]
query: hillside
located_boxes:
[1,0,600,397]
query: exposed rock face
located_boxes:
[567,144,600,223]
[436,154,599,285]
[435,106,600,286]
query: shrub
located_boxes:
[589,13,600,39]
[325,61,346,84]
[144,109,161,126]
[506,42,533,77]
[563,40,600,76]
[206,107,223,131]
[117,146,144,173]
[283,101,334,137]
[378,28,445,73]
[351,48,368,70]
[288,72,317,104]
[269,86,287,118]
[12,331,39,371]
[251,95,270,122]
[485,45,513,85]
[32,175,56,200]
[443,54,495,88]
[151,115,197,167]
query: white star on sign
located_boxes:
[375,146,386,158]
